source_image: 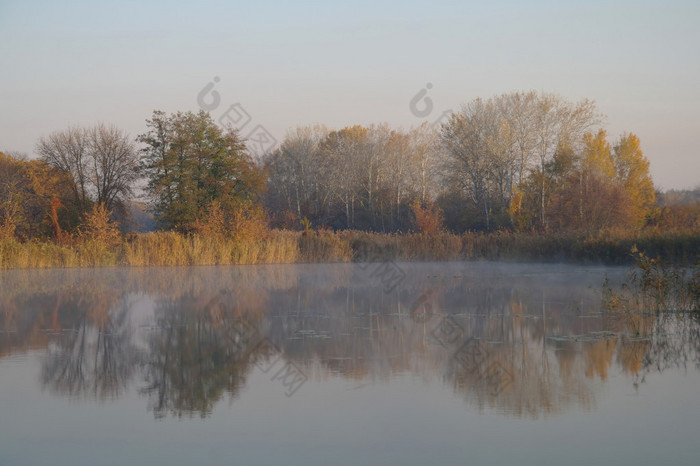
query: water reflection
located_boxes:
[140,295,257,418]
[41,296,137,400]
[1,264,698,419]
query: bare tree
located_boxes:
[37,124,139,214]
[89,124,139,212]
[498,91,538,186]
[264,124,330,224]
[36,126,91,211]
[441,99,497,229]
[408,122,441,205]
[267,123,445,231]
[531,94,600,227]
[440,92,601,230]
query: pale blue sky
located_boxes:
[1,0,698,189]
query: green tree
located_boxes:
[138,110,264,232]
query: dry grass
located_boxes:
[1,228,698,269]
[604,248,700,313]
[123,231,299,266]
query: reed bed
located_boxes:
[1,228,698,269]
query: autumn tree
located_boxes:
[438,92,600,231]
[545,130,654,231]
[548,172,632,231]
[613,133,655,224]
[581,130,615,179]
[262,92,651,235]
[411,199,444,234]
[0,151,80,239]
[138,110,264,232]
[0,152,26,238]
[510,143,577,231]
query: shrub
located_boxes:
[410,200,445,235]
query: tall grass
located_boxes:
[123,231,300,266]
[1,228,698,269]
[604,247,699,313]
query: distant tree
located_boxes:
[659,187,700,206]
[138,110,264,232]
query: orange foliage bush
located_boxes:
[410,200,445,235]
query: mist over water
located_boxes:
[1,262,699,465]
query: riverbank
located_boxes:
[1,229,698,269]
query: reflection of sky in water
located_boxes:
[1,263,699,465]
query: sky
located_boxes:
[1,0,698,190]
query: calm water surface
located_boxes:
[1,262,698,465]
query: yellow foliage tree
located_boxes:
[613,133,656,224]
[581,130,615,180]
[507,188,531,231]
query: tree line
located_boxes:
[0,91,690,242]
[266,91,656,232]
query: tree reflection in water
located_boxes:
[40,293,137,400]
[139,292,260,419]
[1,264,699,419]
